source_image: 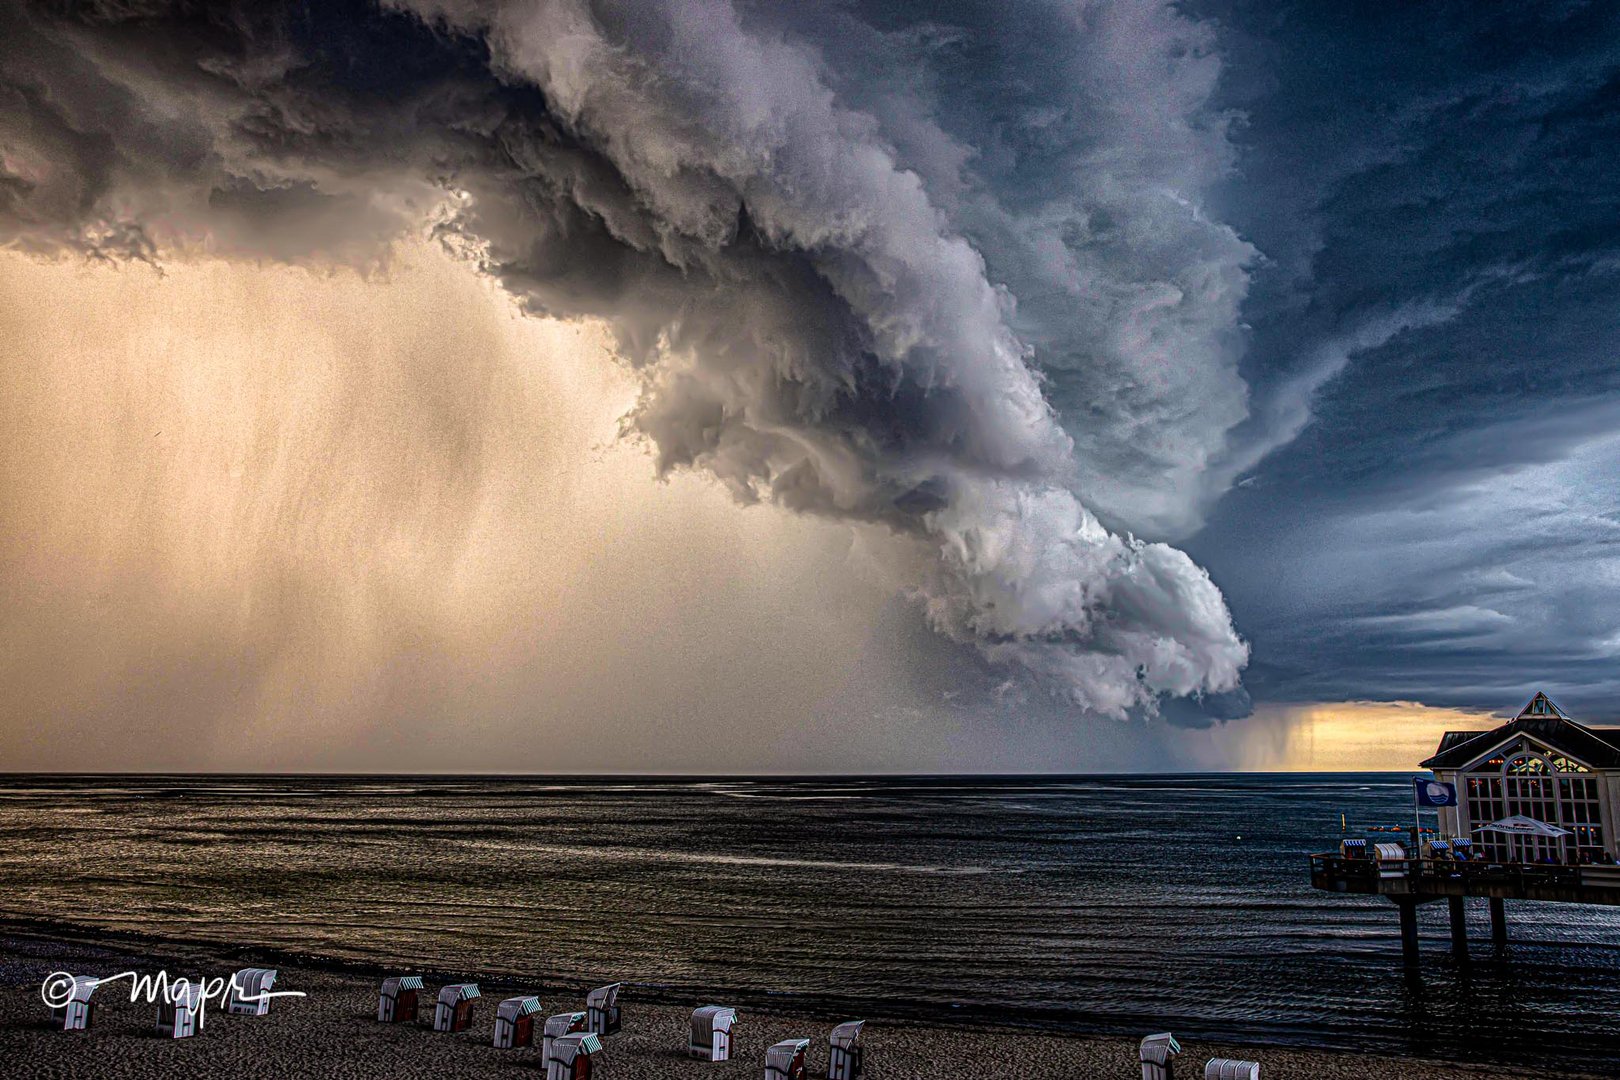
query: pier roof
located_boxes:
[1421,692,1620,770]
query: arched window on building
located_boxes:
[1464,746,1603,862]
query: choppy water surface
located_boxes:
[2,774,1618,1069]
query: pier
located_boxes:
[1310,850,1620,964]
[1308,691,1620,966]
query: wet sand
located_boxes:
[0,928,1587,1078]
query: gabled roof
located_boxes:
[1433,730,1487,757]
[1422,691,1620,770]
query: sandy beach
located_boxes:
[0,925,1587,1079]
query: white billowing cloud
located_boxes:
[921,479,1246,717]
[0,0,1253,717]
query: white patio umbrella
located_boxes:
[1473,815,1572,861]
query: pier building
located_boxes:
[1422,691,1620,862]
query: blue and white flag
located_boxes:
[1414,778,1457,807]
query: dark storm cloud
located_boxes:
[0,0,1252,718]
[758,0,1259,539]
[1185,0,1620,717]
[17,0,1610,734]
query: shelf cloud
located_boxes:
[0,0,1256,719]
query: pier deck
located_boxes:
[1309,853,1620,964]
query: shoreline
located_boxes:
[0,920,1591,1078]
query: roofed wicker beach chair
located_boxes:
[546,1031,603,1080]
[828,1020,866,1080]
[1373,842,1409,879]
[1140,1032,1182,1080]
[542,1010,587,1063]
[51,975,100,1031]
[585,982,622,1035]
[433,983,480,1032]
[1339,837,1367,858]
[155,980,205,1039]
[494,995,543,1048]
[765,1038,810,1080]
[689,1005,738,1061]
[1205,1060,1260,1080]
[377,975,424,1023]
[225,967,279,1016]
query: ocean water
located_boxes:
[2,774,1618,1070]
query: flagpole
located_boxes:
[1412,777,1422,861]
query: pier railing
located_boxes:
[1309,852,1620,900]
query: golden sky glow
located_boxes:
[1223,701,1499,772]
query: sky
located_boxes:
[1,0,1616,772]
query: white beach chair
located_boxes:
[828,1020,866,1079]
[586,982,622,1035]
[225,967,279,1016]
[547,1031,603,1079]
[156,980,204,1039]
[1205,1060,1260,1080]
[1373,842,1409,880]
[1140,1032,1182,1080]
[542,1010,587,1064]
[494,995,543,1048]
[377,975,424,1023]
[51,975,99,1031]
[433,983,481,1032]
[765,1037,810,1080]
[690,1005,738,1061]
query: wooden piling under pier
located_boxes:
[1447,896,1468,960]
[1490,896,1508,949]
[1396,898,1420,965]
